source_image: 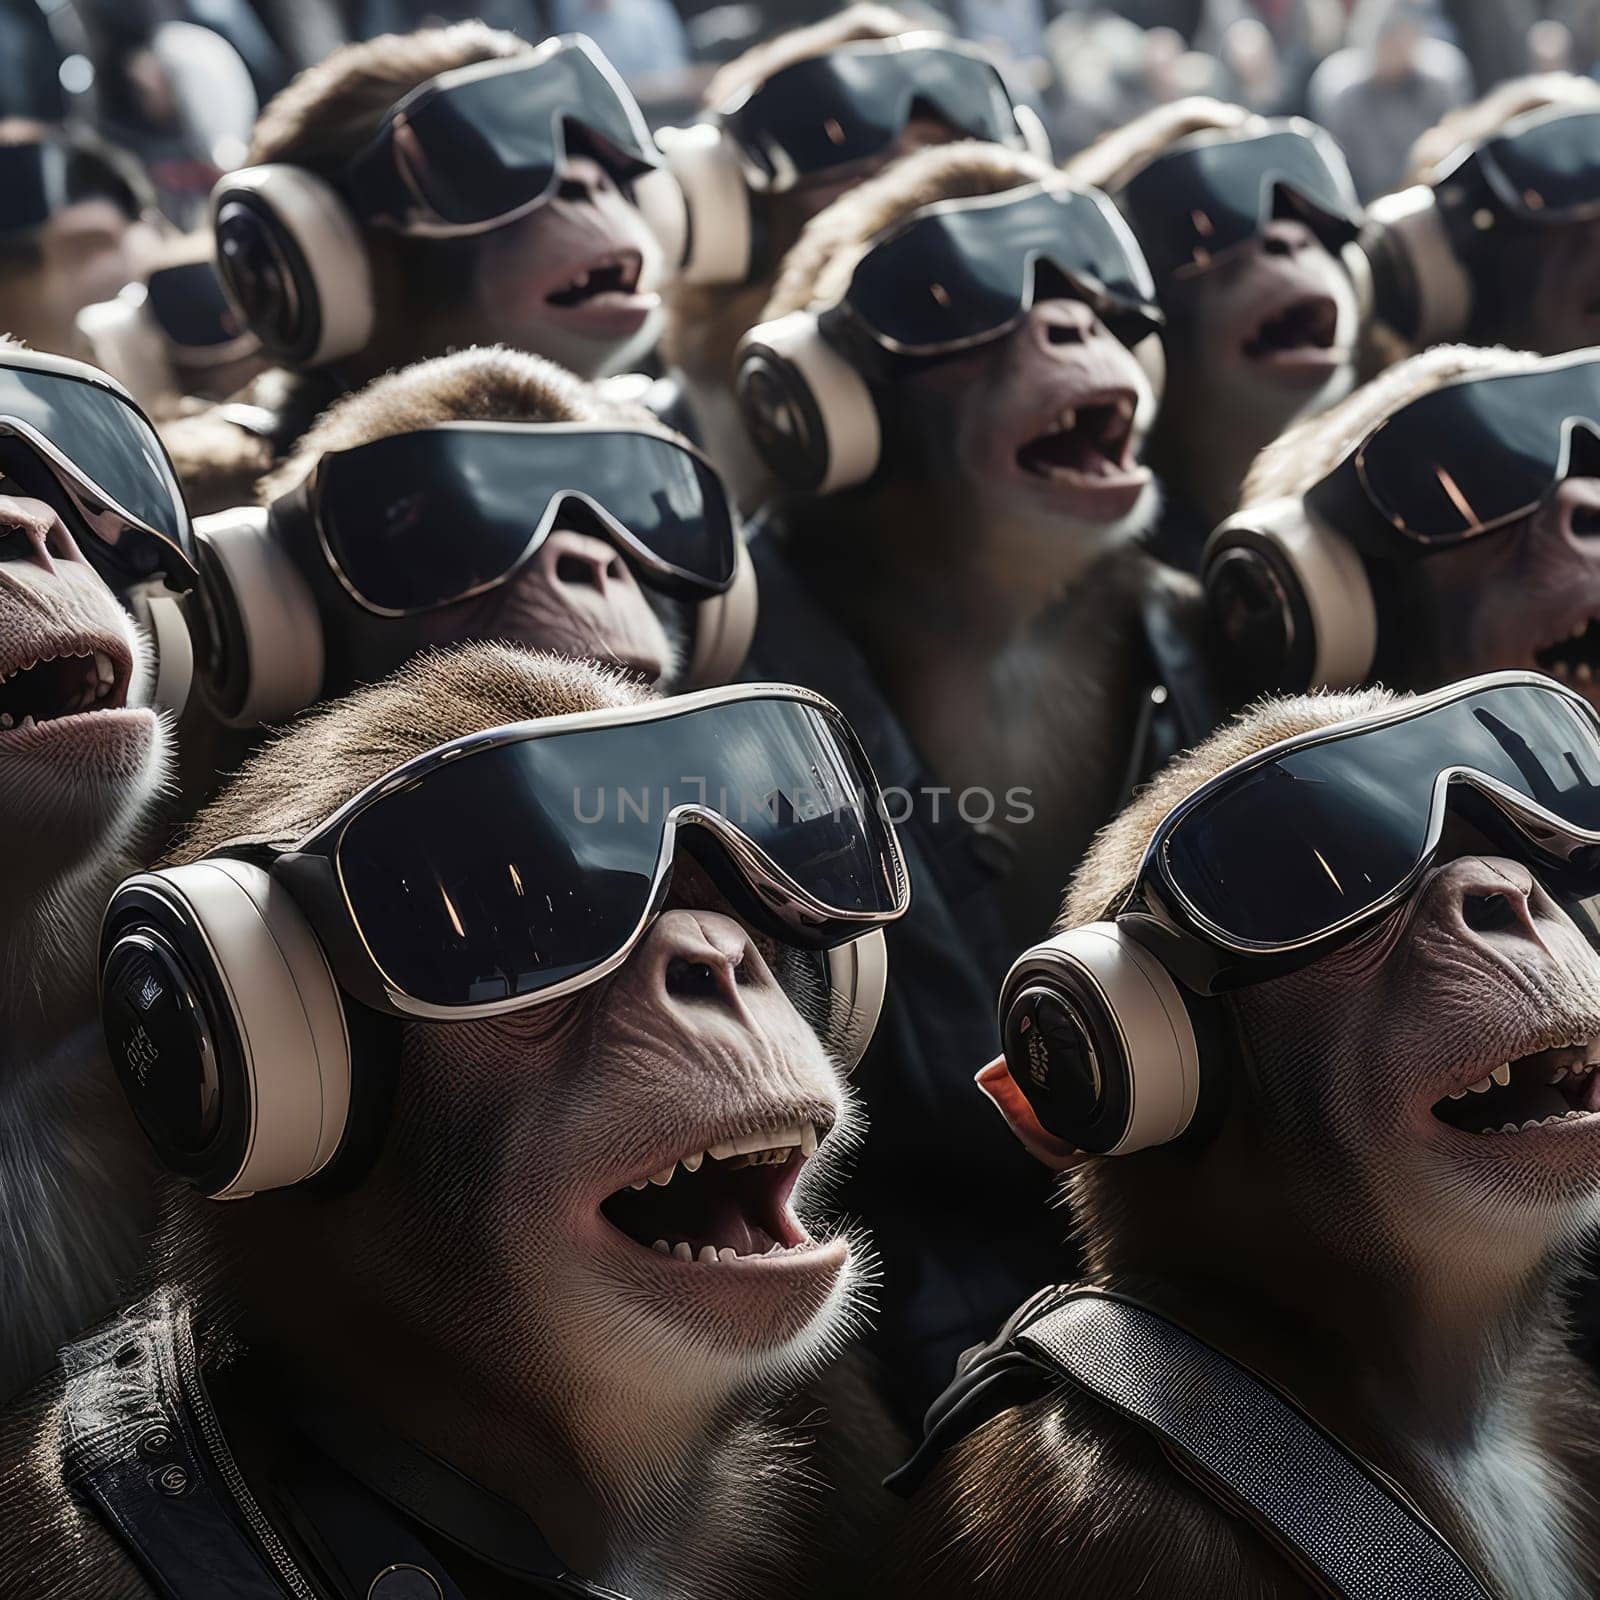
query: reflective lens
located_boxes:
[1158,682,1600,948]
[145,260,248,352]
[0,360,194,586]
[1318,355,1600,544]
[378,40,655,227]
[328,696,905,1007]
[725,39,1020,188]
[1119,124,1360,281]
[313,425,736,615]
[1474,108,1600,221]
[843,184,1159,354]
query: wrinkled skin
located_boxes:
[894,841,1600,1598]
[317,520,677,692]
[1467,217,1600,358]
[226,860,861,1593]
[1155,217,1360,530]
[1375,474,1600,705]
[423,155,665,381]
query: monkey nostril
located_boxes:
[1046,322,1088,346]
[1463,891,1519,934]
[1570,503,1600,540]
[665,955,739,1002]
[555,552,603,589]
[606,557,624,581]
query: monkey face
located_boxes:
[264,857,855,1480]
[0,493,160,902]
[1378,473,1600,706]
[1163,219,1358,431]
[464,155,665,379]
[886,294,1160,564]
[1469,217,1600,358]
[1218,836,1600,1273]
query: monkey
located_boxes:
[162,23,670,516]
[76,230,267,418]
[0,641,903,1600]
[1363,74,1600,361]
[733,138,1215,1421]
[0,119,161,362]
[1066,98,1370,568]
[0,487,171,1400]
[1207,343,1600,708]
[883,679,1600,1600]
[658,7,1043,508]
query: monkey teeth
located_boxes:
[1433,1040,1600,1135]
[1242,293,1339,361]
[601,1121,827,1262]
[546,250,645,308]
[1016,393,1139,482]
[1536,618,1600,686]
[0,644,129,732]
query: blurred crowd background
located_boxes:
[4,0,1586,237]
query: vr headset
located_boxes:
[655,31,1051,287]
[1365,104,1600,347]
[734,181,1164,494]
[210,35,679,366]
[1206,349,1600,692]
[0,135,145,236]
[0,347,197,711]
[77,257,262,409]
[993,672,1600,1155]
[191,420,757,725]
[100,684,907,1198]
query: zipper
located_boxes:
[172,1306,322,1600]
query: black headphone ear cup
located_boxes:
[1204,500,1376,692]
[999,925,1203,1155]
[210,166,374,366]
[735,312,880,493]
[100,861,353,1198]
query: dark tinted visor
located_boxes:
[1474,108,1600,222]
[324,696,905,1007]
[1120,126,1360,281]
[1315,356,1600,545]
[725,41,1019,187]
[1157,682,1600,949]
[844,184,1160,354]
[382,39,656,227]
[313,425,736,614]
[0,361,195,587]
[0,140,138,234]
[145,259,247,351]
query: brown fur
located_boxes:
[1062,96,1252,196]
[1402,71,1600,190]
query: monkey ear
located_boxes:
[975,1056,1088,1171]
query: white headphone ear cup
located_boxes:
[736,312,881,493]
[76,293,177,410]
[142,592,193,717]
[682,535,757,688]
[1133,329,1166,415]
[1000,923,1200,1155]
[1013,102,1054,163]
[101,861,352,1199]
[1363,185,1472,346]
[658,124,752,286]
[194,505,325,727]
[211,165,375,366]
[823,930,888,1074]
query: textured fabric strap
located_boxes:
[1016,1293,1495,1600]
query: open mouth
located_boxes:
[1535,616,1600,688]
[1432,1040,1600,1134]
[0,638,131,734]
[1016,393,1140,483]
[546,250,646,309]
[600,1120,828,1264]
[1242,294,1340,364]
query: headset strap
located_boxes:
[889,1287,1496,1600]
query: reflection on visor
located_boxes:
[1311,353,1600,545]
[723,37,1021,190]
[1156,680,1600,949]
[311,424,736,615]
[344,36,657,233]
[317,694,905,1008]
[841,183,1160,355]
[1119,123,1361,282]
[0,360,195,588]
